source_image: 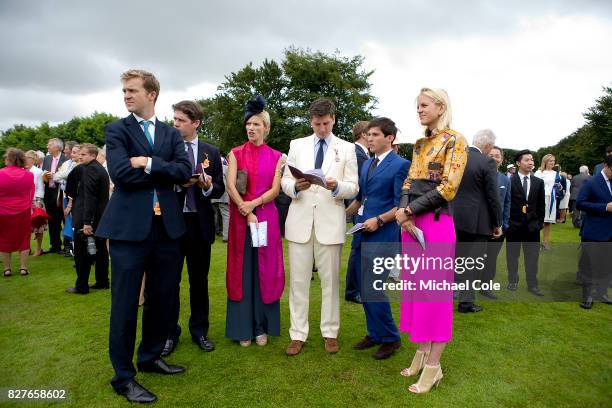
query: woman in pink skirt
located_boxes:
[395,88,468,393]
[0,148,35,276]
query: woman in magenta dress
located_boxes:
[225,95,285,347]
[1,148,35,277]
[395,88,468,393]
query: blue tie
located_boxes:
[140,120,158,213]
[140,120,154,146]
[315,139,326,169]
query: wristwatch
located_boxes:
[376,215,384,227]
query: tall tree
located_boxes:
[198,47,377,154]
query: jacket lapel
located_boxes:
[322,135,337,175]
[125,115,153,154]
[368,151,395,182]
[304,135,315,171]
[513,174,527,201]
[599,173,612,200]
[153,121,166,153]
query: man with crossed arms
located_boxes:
[282,97,359,356]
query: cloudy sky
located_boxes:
[1,0,610,149]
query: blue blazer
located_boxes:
[96,114,192,241]
[497,172,511,231]
[576,172,612,241]
[352,151,410,248]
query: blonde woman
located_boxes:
[25,150,46,256]
[534,154,558,249]
[395,88,468,394]
[225,95,284,347]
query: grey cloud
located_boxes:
[1,0,610,94]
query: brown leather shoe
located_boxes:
[353,335,377,350]
[373,341,401,360]
[286,340,304,356]
[324,337,339,354]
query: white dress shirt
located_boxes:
[132,113,156,174]
[518,171,531,200]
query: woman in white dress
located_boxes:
[534,154,558,250]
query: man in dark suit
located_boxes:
[576,154,612,309]
[161,101,224,356]
[344,121,370,304]
[570,165,590,225]
[480,146,511,300]
[96,69,191,404]
[66,144,110,294]
[506,149,546,296]
[346,117,409,359]
[42,138,67,253]
[593,145,612,175]
[453,130,502,313]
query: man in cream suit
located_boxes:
[282,97,359,356]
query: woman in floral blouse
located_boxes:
[395,88,468,394]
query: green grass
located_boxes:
[0,221,610,407]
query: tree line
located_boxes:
[1,48,610,174]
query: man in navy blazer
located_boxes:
[96,70,191,404]
[576,154,612,309]
[345,121,370,304]
[162,100,225,356]
[481,145,511,299]
[346,117,410,360]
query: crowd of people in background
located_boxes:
[1,68,610,404]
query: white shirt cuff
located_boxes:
[145,157,152,174]
[202,184,213,197]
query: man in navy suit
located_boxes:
[161,100,224,356]
[96,69,191,404]
[480,145,511,299]
[345,121,370,304]
[346,117,410,359]
[576,154,612,309]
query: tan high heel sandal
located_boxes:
[400,349,430,377]
[409,364,443,394]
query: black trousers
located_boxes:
[74,231,109,292]
[506,227,540,288]
[169,212,212,340]
[108,216,182,390]
[482,234,506,282]
[44,187,63,251]
[580,238,612,300]
[455,230,489,303]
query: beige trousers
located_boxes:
[288,227,342,341]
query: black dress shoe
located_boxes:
[353,335,377,350]
[161,338,177,357]
[66,287,88,294]
[479,289,498,300]
[507,282,518,291]
[89,282,109,289]
[137,358,185,375]
[115,380,157,404]
[580,297,594,309]
[345,294,362,304]
[193,336,215,352]
[457,302,483,313]
[373,341,401,360]
[598,294,612,305]
[528,287,544,297]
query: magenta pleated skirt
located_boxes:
[399,211,455,343]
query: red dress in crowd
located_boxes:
[0,166,34,252]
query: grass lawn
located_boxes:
[0,221,610,407]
